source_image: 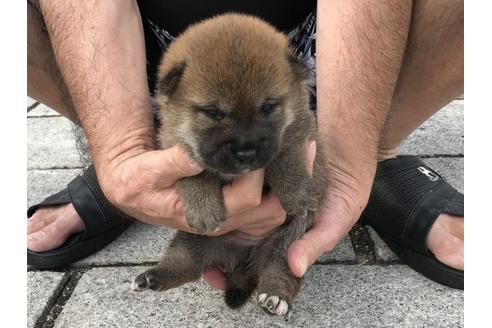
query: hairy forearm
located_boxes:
[317,0,412,180]
[39,0,154,170]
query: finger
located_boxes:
[306,140,316,176]
[146,146,203,185]
[222,169,264,215]
[123,187,198,232]
[287,219,337,278]
[201,266,227,290]
[210,191,286,236]
[287,199,359,277]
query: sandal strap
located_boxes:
[27,186,72,218]
[364,156,463,255]
[403,170,464,254]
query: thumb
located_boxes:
[287,219,338,278]
[151,145,203,184]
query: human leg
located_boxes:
[376,0,463,270]
[27,0,85,252]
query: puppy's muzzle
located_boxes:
[232,144,257,165]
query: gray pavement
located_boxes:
[27,98,464,327]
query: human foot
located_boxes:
[27,165,133,269]
[360,156,464,289]
[27,203,85,252]
[375,154,464,271]
[427,213,464,270]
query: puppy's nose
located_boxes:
[233,147,257,163]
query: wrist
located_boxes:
[89,119,157,175]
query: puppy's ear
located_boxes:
[158,62,186,96]
[287,52,310,81]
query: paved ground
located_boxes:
[27,97,464,327]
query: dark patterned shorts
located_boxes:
[144,11,317,112]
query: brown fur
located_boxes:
[132,14,328,315]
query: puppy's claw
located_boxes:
[131,269,164,292]
[275,300,289,316]
[257,293,290,316]
[131,273,151,292]
[258,293,268,303]
[266,296,280,310]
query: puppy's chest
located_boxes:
[218,172,243,183]
[215,172,273,193]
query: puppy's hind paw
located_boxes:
[257,293,289,316]
[131,269,162,292]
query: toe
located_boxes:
[27,209,57,234]
[427,213,464,270]
[27,222,66,252]
[27,203,85,252]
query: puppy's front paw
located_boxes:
[257,293,290,316]
[185,206,225,233]
[278,180,318,218]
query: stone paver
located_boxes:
[75,226,353,266]
[27,97,38,109]
[368,227,399,262]
[28,116,82,169]
[28,103,60,117]
[317,235,355,262]
[27,98,464,327]
[27,169,81,206]
[54,265,463,328]
[423,157,464,193]
[75,222,175,266]
[28,271,65,328]
[400,100,464,156]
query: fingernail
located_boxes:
[27,231,45,241]
[298,257,307,276]
[308,141,316,159]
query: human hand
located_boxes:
[98,145,283,233]
[286,0,412,279]
[202,140,317,289]
[210,140,317,237]
[98,141,315,236]
[286,154,376,277]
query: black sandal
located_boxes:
[359,156,464,289]
[27,165,134,268]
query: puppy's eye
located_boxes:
[260,103,276,116]
[203,109,225,121]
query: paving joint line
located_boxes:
[33,269,85,328]
[28,166,85,171]
[314,261,405,267]
[349,224,377,264]
[417,154,464,158]
[27,114,62,118]
[70,261,160,269]
[27,102,40,112]
[28,262,160,272]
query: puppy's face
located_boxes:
[157,15,309,174]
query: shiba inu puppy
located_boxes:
[132,13,327,316]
